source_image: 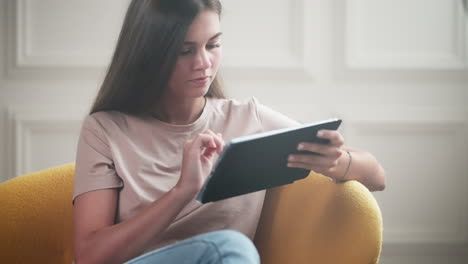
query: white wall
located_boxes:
[1,0,467,263]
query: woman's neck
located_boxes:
[152,96,206,125]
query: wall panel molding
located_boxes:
[345,0,467,70]
[6,105,84,178]
[0,108,8,183]
[4,0,323,80]
[379,241,468,264]
[222,0,304,69]
[381,241,468,257]
[335,105,468,252]
[351,121,467,242]
[221,0,321,79]
[4,0,128,80]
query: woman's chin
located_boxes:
[190,86,210,97]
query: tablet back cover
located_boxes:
[196,119,342,203]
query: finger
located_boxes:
[196,132,226,157]
[203,130,225,152]
[287,161,337,173]
[200,130,220,142]
[203,146,217,158]
[316,130,344,147]
[287,162,333,176]
[286,161,327,171]
[192,133,218,151]
[211,131,225,152]
[297,142,342,159]
[288,154,339,169]
[286,161,309,170]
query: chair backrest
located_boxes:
[0,164,383,264]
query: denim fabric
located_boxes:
[125,230,260,264]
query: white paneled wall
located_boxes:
[0,0,467,263]
[222,0,306,70]
[4,0,130,79]
[346,0,467,69]
[5,105,83,178]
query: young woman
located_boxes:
[72,0,386,263]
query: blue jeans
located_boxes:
[125,230,260,264]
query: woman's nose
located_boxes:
[194,50,212,70]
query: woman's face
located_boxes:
[167,10,222,99]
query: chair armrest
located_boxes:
[254,171,383,264]
[0,163,75,264]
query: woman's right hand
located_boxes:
[177,129,225,197]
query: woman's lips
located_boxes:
[190,76,210,87]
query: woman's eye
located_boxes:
[180,43,220,56]
[180,49,192,56]
[207,43,221,49]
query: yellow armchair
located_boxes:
[0,164,382,263]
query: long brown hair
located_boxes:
[90,0,225,115]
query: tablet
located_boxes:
[196,118,342,203]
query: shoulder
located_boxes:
[208,96,260,116]
[208,96,299,132]
[80,111,139,138]
[82,111,121,130]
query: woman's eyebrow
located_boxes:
[183,32,223,45]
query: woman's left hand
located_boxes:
[287,129,348,180]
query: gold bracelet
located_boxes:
[337,150,352,183]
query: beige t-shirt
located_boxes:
[73,96,299,253]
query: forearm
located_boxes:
[322,147,386,192]
[339,148,386,192]
[75,186,195,264]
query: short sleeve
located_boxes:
[73,115,123,203]
[251,97,301,132]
